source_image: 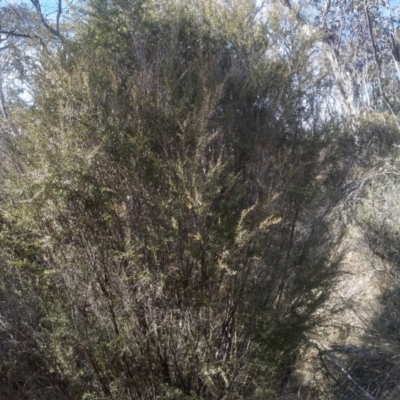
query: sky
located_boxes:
[15,0,400,18]
[11,0,79,17]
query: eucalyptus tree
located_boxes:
[0,0,70,119]
[271,0,400,119]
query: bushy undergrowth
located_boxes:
[0,0,355,398]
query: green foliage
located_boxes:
[0,0,351,398]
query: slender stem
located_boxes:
[318,343,377,400]
[0,68,9,118]
[364,0,399,129]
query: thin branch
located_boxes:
[0,30,35,39]
[320,0,331,29]
[30,0,65,42]
[389,33,400,82]
[56,0,62,34]
[0,69,9,118]
[344,171,400,202]
[364,0,399,128]
[317,342,378,400]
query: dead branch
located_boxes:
[316,342,378,400]
[30,0,65,42]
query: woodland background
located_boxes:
[0,0,399,398]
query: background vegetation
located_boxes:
[0,0,398,399]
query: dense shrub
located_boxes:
[0,0,352,398]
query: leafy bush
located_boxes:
[0,0,351,398]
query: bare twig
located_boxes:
[317,342,378,400]
[344,170,400,202]
[0,71,8,118]
[0,29,36,39]
[30,0,65,42]
[56,0,62,35]
[320,0,331,29]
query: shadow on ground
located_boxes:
[303,284,400,400]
